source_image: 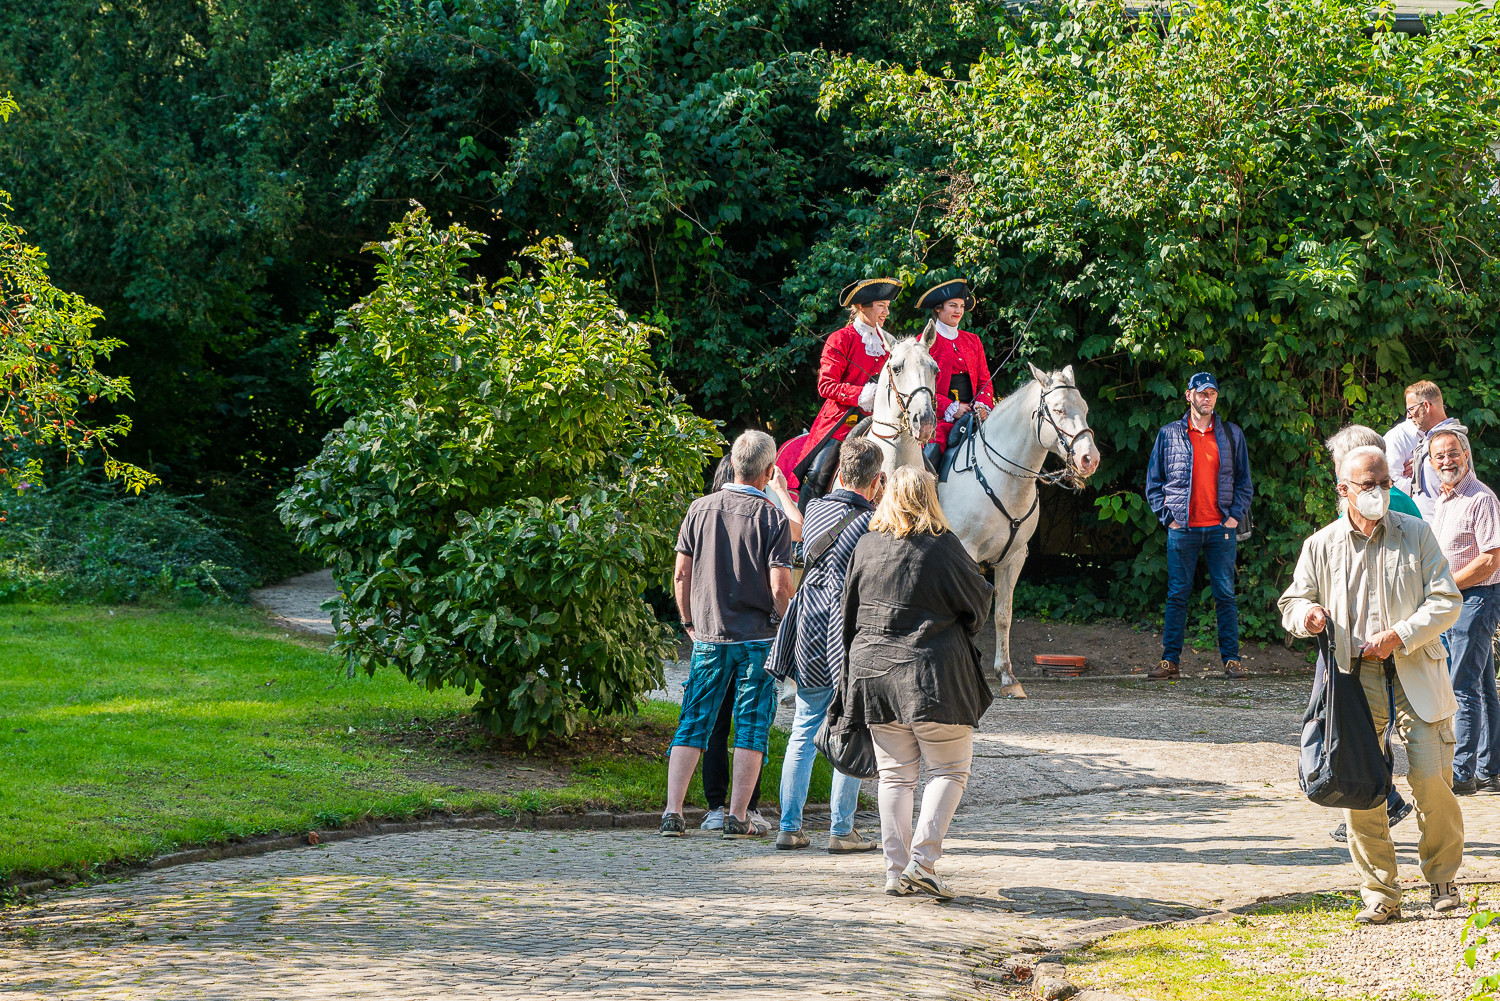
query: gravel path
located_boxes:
[16,577,1480,997]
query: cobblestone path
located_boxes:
[8,676,1500,999]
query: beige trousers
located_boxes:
[1344,666,1464,907]
[869,722,974,881]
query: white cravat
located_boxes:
[852,316,887,357]
[935,319,960,340]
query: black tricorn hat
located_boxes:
[916,278,974,312]
[839,278,903,308]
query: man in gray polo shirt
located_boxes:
[1429,428,1500,794]
[660,430,795,838]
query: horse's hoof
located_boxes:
[1000,683,1028,700]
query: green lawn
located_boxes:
[0,605,828,884]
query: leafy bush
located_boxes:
[815,0,1500,638]
[0,476,250,603]
[1,94,153,496]
[278,209,720,745]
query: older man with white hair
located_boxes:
[1280,445,1462,924]
[1428,428,1500,795]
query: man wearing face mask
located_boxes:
[1279,445,1462,924]
[1428,429,1500,795]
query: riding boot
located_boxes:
[922,442,940,476]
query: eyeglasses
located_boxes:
[1405,401,1428,420]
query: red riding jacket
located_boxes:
[793,324,888,469]
[930,328,995,453]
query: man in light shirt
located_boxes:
[1428,428,1500,795]
[1279,445,1462,924]
[1386,381,1466,518]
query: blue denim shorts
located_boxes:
[671,640,776,754]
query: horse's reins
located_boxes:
[970,382,1094,489]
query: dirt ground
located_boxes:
[1000,616,1314,678]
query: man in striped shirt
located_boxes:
[773,437,886,853]
[1429,429,1500,794]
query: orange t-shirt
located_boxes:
[1187,422,1221,527]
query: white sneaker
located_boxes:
[700,807,725,831]
[746,809,772,836]
[900,860,956,901]
[884,878,917,896]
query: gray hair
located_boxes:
[1338,445,1388,480]
[838,437,884,491]
[1324,424,1385,474]
[730,430,777,482]
[1430,427,1472,461]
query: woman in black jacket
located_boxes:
[841,466,994,898]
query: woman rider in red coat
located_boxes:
[792,278,903,509]
[915,278,994,470]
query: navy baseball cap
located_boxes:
[1187,372,1219,392]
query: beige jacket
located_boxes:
[1279,511,1460,723]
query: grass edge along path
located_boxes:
[0,604,829,887]
[1061,886,1499,1001]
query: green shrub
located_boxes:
[277,208,721,746]
[0,476,250,603]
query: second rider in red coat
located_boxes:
[916,278,994,470]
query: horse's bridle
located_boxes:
[869,380,937,443]
[974,381,1095,490]
[1032,384,1097,488]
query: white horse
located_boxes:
[938,363,1101,698]
[864,326,939,473]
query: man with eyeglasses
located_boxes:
[1428,428,1500,797]
[1385,381,1467,519]
[1279,445,1463,924]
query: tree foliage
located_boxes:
[278,209,720,743]
[817,0,1500,633]
[0,95,155,498]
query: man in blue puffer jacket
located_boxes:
[1144,372,1255,680]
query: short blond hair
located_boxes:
[869,466,951,538]
[1405,380,1442,405]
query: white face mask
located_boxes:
[1352,485,1389,520]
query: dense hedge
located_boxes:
[6,0,1500,642]
[817,0,1500,636]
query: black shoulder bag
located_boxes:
[1298,630,1393,811]
[765,507,866,682]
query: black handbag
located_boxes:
[1298,630,1393,811]
[814,674,879,780]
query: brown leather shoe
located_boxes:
[1224,659,1247,679]
[1147,660,1179,680]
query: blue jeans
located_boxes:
[1447,584,1500,783]
[1162,525,1240,665]
[778,685,862,836]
